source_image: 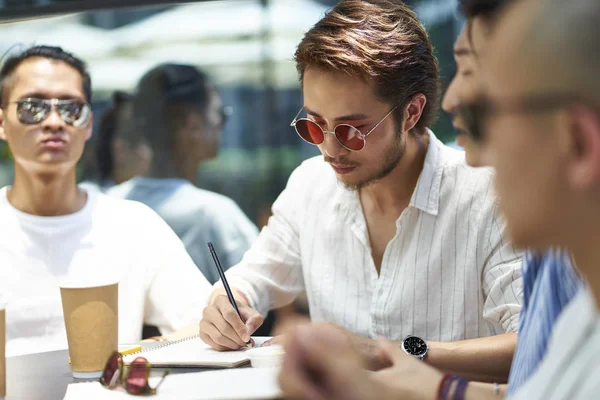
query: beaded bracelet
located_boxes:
[436,374,470,400]
[452,376,469,400]
[437,373,454,400]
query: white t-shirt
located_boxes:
[510,287,600,399]
[0,187,212,357]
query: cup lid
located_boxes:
[59,278,119,290]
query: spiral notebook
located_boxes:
[123,336,271,368]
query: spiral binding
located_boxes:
[123,334,200,360]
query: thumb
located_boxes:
[240,306,264,335]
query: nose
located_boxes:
[442,78,460,115]
[41,106,66,132]
[319,130,350,159]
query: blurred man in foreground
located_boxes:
[443,0,583,395]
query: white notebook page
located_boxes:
[123,336,272,368]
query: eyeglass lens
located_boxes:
[16,99,90,128]
[294,119,365,151]
[125,357,152,395]
[100,352,153,395]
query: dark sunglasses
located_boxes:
[458,94,583,142]
[10,98,91,128]
[290,105,398,152]
[100,351,169,396]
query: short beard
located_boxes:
[342,131,405,191]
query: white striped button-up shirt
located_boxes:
[225,131,523,341]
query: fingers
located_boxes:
[199,320,237,351]
[199,295,263,350]
[363,349,393,371]
[216,297,251,343]
[199,318,243,350]
[370,338,444,399]
[239,306,265,336]
[203,304,246,348]
[279,325,374,400]
[278,330,329,400]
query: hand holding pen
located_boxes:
[199,242,265,351]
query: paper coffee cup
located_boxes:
[60,281,118,379]
[0,303,5,399]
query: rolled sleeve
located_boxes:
[481,207,524,333]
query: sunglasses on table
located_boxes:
[457,93,583,142]
[8,98,91,128]
[100,351,169,396]
[290,105,399,151]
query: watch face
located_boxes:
[403,336,427,356]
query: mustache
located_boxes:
[324,155,360,167]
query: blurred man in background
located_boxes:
[0,46,212,356]
[107,63,258,284]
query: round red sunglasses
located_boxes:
[290,105,398,151]
[100,351,169,396]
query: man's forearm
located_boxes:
[349,331,516,382]
[426,333,517,383]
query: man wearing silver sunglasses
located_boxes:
[200,0,522,380]
[0,45,213,357]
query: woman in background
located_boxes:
[80,91,152,192]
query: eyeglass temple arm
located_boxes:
[290,106,304,126]
[150,370,170,394]
[364,105,400,137]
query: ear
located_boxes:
[0,107,6,141]
[402,93,427,133]
[566,105,600,189]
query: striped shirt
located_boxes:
[224,131,523,341]
[507,249,583,394]
[510,287,600,400]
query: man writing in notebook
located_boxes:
[0,45,213,357]
[200,0,522,381]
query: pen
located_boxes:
[208,242,251,346]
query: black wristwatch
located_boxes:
[401,335,429,361]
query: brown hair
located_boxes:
[294,0,440,134]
